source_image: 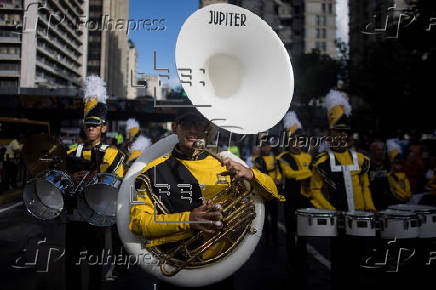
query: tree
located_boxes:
[293,49,340,103]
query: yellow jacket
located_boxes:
[253,155,282,182]
[387,172,411,202]
[277,151,312,197]
[309,150,375,211]
[129,149,283,253]
[67,144,124,178]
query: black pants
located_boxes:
[158,275,234,290]
[3,161,18,190]
[284,198,307,288]
[65,221,108,290]
[265,199,278,245]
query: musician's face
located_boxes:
[84,124,107,141]
[172,122,208,150]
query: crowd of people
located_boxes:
[2,75,435,290]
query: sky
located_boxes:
[128,0,199,88]
[128,0,349,88]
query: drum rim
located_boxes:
[344,211,375,219]
[378,210,420,220]
[23,179,64,220]
[295,208,337,217]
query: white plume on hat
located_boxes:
[126,118,140,134]
[283,111,302,130]
[387,139,402,154]
[83,76,107,104]
[323,89,352,116]
[130,135,151,152]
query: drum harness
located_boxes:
[328,149,359,212]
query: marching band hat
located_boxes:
[323,89,352,130]
[83,76,107,125]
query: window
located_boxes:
[328,3,333,14]
[316,15,320,26]
[315,42,320,49]
[322,29,326,38]
[321,42,327,52]
[316,29,320,38]
[322,3,326,13]
[323,15,327,26]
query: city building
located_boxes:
[199,0,228,8]
[225,0,336,59]
[0,0,89,89]
[137,74,162,100]
[126,39,137,99]
[87,0,129,98]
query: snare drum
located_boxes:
[77,173,122,226]
[389,204,436,238]
[23,170,74,220]
[378,209,420,239]
[296,208,337,236]
[344,211,376,236]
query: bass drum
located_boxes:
[116,134,265,287]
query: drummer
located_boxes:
[277,111,312,281]
[308,89,375,290]
[65,76,125,290]
[309,89,375,212]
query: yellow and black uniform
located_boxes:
[66,144,124,177]
[387,172,411,202]
[65,143,124,290]
[309,149,375,211]
[253,154,282,182]
[252,153,283,245]
[277,150,312,275]
[130,145,281,255]
[278,151,312,208]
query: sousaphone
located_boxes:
[117,3,294,287]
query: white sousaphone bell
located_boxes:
[117,3,294,287]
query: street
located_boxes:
[1,198,435,290]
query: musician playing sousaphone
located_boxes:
[65,76,125,290]
[129,110,284,290]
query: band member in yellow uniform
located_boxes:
[129,110,283,290]
[124,118,151,169]
[386,139,411,203]
[65,76,124,290]
[277,111,312,283]
[309,89,375,290]
[309,89,375,212]
[253,138,282,245]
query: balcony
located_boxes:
[0,3,23,11]
[0,19,21,26]
[0,36,21,43]
[38,13,82,46]
[36,30,81,65]
[0,70,20,77]
[0,53,20,60]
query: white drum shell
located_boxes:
[296,208,337,237]
[389,204,436,238]
[379,210,420,239]
[344,211,376,237]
